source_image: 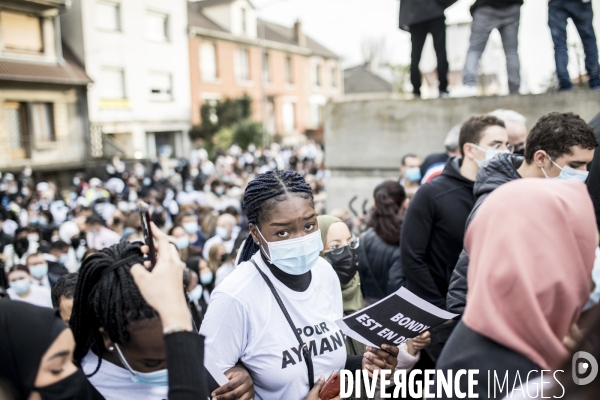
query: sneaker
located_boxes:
[589,80,600,90]
[451,85,478,98]
[439,91,450,98]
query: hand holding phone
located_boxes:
[138,201,157,268]
[318,371,341,400]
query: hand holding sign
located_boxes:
[335,287,458,349]
[362,344,399,378]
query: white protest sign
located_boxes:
[335,287,458,348]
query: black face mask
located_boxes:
[325,246,358,285]
[113,217,122,225]
[71,237,81,250]
[35,368,96,400]
[220,253,228,263]
[15,237,29,257]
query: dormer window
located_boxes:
[0,11,43,55]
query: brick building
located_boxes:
[0,0,91,177]
[188,0,342,144]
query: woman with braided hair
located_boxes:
[70,239,254,400]
[201,170,400,400]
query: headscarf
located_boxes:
[463,179,597,370]
[0,299,67,398]
[317,215,363,314]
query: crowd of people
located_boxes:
[1,108,600,399]
[399,0,599,97]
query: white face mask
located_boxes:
[470,143,510,166]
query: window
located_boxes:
[263,52,271,82]
[0,11,43,53]
[145,11,168,42]
[200,42,217,81]
[235,48,250,82]
[100,68,125,99]
[282,102,295,132]
[96,1,120,31]
[311,103,324,126]
[241,8,247,34]
[330,66,337,88]
[285,56,293,84]
[5,102,27,152]
[29,103,55,142]
[149,72,172,101]
[313,62,322,87]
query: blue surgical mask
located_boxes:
[175,236,190,250]
[10,278,30,295]
[215,226,229,240]
[114,343,168,387]
[200,271,213,285]
[257,229,323,275]
[188,285,202,302]
[405,167,422,183]
[182,222,198,235]
[29,264,48,280]
[543,154,589,183]
[59,254,68,265]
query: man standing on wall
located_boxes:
[548,0,600,91]
[399,0,457,98]
[453,0,523,97]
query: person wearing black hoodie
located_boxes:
[401,114,508,361]
[447,111,598,315]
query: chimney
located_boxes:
[293,20,306,47]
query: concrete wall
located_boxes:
[325,91,600,212]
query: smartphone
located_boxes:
[318,371,341,400]
[138,201,157,269]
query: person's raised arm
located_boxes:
[130,223,204,400]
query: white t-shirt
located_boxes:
[200,252,346,400]
[81,352,168,400]
[7,285,52,308]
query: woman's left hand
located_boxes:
[362,344,399,377]
[407,331,431,355]
[210,363,255,400]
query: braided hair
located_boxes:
[70,240,157,376]
[238,170,313,264]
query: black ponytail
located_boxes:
[70,241,157,377]
[238,170,313,264]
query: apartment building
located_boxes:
[188,0,342,144]
[61,0,192,160]
[0,0,91,174]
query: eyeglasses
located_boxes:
[326,237,360,255]
[507,143,525,154]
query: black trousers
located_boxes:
[410,17,449,95]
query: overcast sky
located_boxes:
[253,0,414,67]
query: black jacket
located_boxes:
[356,228,404,305]
[435,321,540,399]
[470,0,523,15]
[399,0,455,30]
[47,261,69,288]
[401,157,474,309]
[587,111,600,231]
[446,153,523,315]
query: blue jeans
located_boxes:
[548,0,600,88]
